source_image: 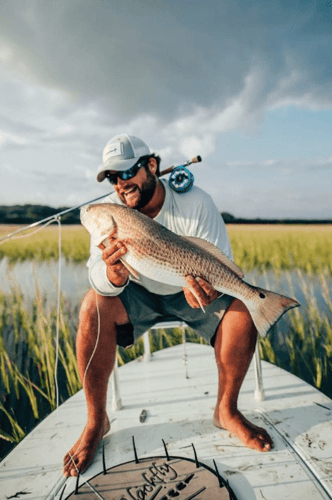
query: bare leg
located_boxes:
[213,299,273,452]
[63,289,130,476]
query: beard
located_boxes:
[118,168,157,210]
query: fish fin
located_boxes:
[245,287,300,338]
[183,236,244,278]
[120,259,140,280]
[92,234,110,247]
[189,284,206,313]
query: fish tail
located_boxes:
[246,287,300,338]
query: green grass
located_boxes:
[228,224,332,275]
[0,287,81,454]
[0,224,90,264]
[256,269,332,396]
[1,223,332,275]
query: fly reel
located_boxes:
[168,166,194,193]
[160,155,202,193]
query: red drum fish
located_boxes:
[81,203,300,338]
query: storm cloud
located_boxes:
[0,0,331,217]
[1,0,331,119]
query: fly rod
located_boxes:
[0,155,202,243]
[159,155,201,176]
[0,192,115,243]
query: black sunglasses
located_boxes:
[105,156,151,185]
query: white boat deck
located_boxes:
[1,342,332,500]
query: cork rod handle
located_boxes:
[159,155,202,177]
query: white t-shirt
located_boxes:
[85,180,233,296]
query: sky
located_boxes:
[0,0,332,219]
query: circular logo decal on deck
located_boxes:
[65,455,236,499]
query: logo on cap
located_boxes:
[104,142,123,160]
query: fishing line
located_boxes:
[0,217,59,245]
[58,296,103,500]
[0,191,116,246]
[50,218,102,499]
[1,216,109,500]
[0,215,63,413]
[0,211,102,496]
[2,203,195,498]
[0,215,99,496]
[54,217,62,410]
[82,292,102,390]
[51,216,79,475]
[61,291,102,462]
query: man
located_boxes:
[63,134,273,477]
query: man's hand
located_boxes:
[183,276,219,309]
[98,237,129,287]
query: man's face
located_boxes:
[113,163,157,210]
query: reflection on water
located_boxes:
[0,257,90,304]
[245,268,331,316]
[0,257,330,314]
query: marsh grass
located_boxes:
[256,270,332,396]
[228,224,332,275]
[1,223,332,459]
[0,286,82,457]
[1,223,332,275]
[0,224,90,264]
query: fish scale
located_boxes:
[81,203,300,338]
[118,218,239,289]
[108,208,234,281]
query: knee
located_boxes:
[77,290,114,339]
[223,299,257,336]
[79,289,99,321]
[215,298,257,353]
[78,289,129,325]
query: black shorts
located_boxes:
[116,282,233,348]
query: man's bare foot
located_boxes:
[213,406,273,452]
[63,415,110,477]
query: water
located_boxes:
[0,257,90,304]
[245,268,331,316]
[0,257,330,314]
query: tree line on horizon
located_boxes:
[0,204,330,225]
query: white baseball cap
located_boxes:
[97,134,151,182]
